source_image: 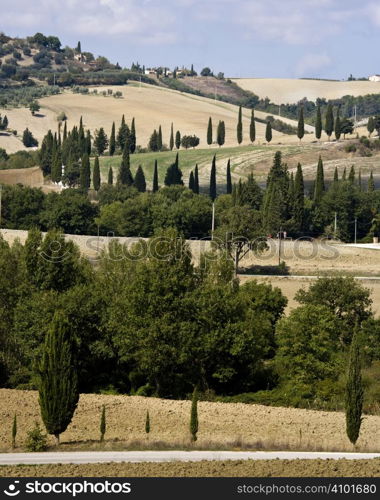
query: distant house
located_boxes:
[145,68,156,76]
[369,75,380,82]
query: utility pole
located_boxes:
[354,218,357,244]
[211,202,215,240]
[278,227,282,266]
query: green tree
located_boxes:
[109,122,116,156]
[79,153,91,191]
[94,128,108,155]
[293,163,304,232]
[368,171,375,192]
[250,109,256,144]
[29,100,40,115]
[194,164,200,194]
[345,330,364,445]
[209,155,217,201]
[325,103,334,140]
[37,311,79,445]
[207,117,213,146]
[153,160,159,192]
[262,151,289,233]
[134,165,146,192]
[117,115,130,151]
[100,405,106,442]
[169,123,174,151]
[367,116,375,138]
[164,153,183,186]
[313,156,325,204]
[12,414,17,449]
[149,130,159,152]
[265,121,272,143]
[189,171,195,192]
[297,107,305,142]
[216,120,225,147]
[157,125,163,151]
[175,130,181,150]
[22,128,38,148]
[315,104,322,140]
[237,106,243,144]
[130,118,136,153]
[226,159,232,195]
[108,167,113,185]
[190,387,199,442]
[93,156,101,191]
[145,410,150,435]
[335,107,341,141]
[118,146,134,186]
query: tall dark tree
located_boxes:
[109,122,116,156]
[190,387,199,442]
[263,151,289,232]
[335,107,341,141]
[194,164,200,194]
[209,155,217,201]
[333,167,339,184]
[118,145,134,186]
[325,103,334,141]
[93,156,101,191]
[134,165,146,192]
[367,116,375,138]
[149,130,159,152]
[293,163,305,232]
[297,107,305,142]
[79,153,91,191]
[117,115,130,151]
[85,129,91,156]
[207,117,213,146]
[217,120,225,147]
[130,118,136,153]
[94,128,108,155]
[108,167,113,185]
[345,330,364,445]
[153,160,159,192]
[157,125,163,151]
[348,166,355,184]
[315,104,322,140]
[368,171,375,192]
[313,156,325,204]
[265,121,272,143]
[175,130,181,150]
[37,311,79,445]
[100,405,106,443]
[164,153,183,186]
[169,123,174,151]
[226,159,232,194]
[250,109,256,144]
[189,171,195,192]
[237,106,243,144]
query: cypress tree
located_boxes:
[358,169,362,191]
[145,410,150,435]
[12,414,17,449]
[109,122,116,156]
[207,117,213,146]
[263,151,289,232]
[348,165,355,184]
[100,405,106,442]
[297,107,305,142]
[237,106,243,144]
[175,130,181,149]
[333,167,339,183]
[93,156,101,191]
[335,107,341,141]
[164,153,183,186]
[130,118,136,153]
[265,121,272,143]
[250,109,256,144]
[134,165,146,192]
[368,171,375,192]
[189,171,195,192]
[368,116,375,138]
[37,311,79,445]
[315,104,322,140]
[194,164,199,194]
[342,167,347,181]
[190,387,199,442]
[118,145,134,185]
[51,148,62,184]
[325,103,334,141]
[85,129,91,156]
[153,160,159,192]
[169,123,174,151]
[157,125,163,151]
[63,121,67,141]
[314,156,325,204]
[345,330,364,445]
[226,159,232,194]
[79,153,91,191]
[294,163,305,232]
[217,120,225,147]
[108,167,113,185]
[209,155,217,201]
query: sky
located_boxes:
[2,0,380,79]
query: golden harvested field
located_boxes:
[1,389,380,453]
[0,84,296,154]
[2,459,380,477]
[0,166,59,192]
[232,78,380,104]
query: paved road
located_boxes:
[1,451,380,465]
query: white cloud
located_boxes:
[295,53,332,77]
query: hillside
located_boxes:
[1,389,379,453]
[232,78,380,104]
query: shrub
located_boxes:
[25,422,48,451]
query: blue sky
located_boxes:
[2,0,380,78]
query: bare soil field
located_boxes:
[1,389,380,453]
[0,166,59,193]
[232,78,380,104]
[2,459,380,477]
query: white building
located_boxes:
[369,75,380,82]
